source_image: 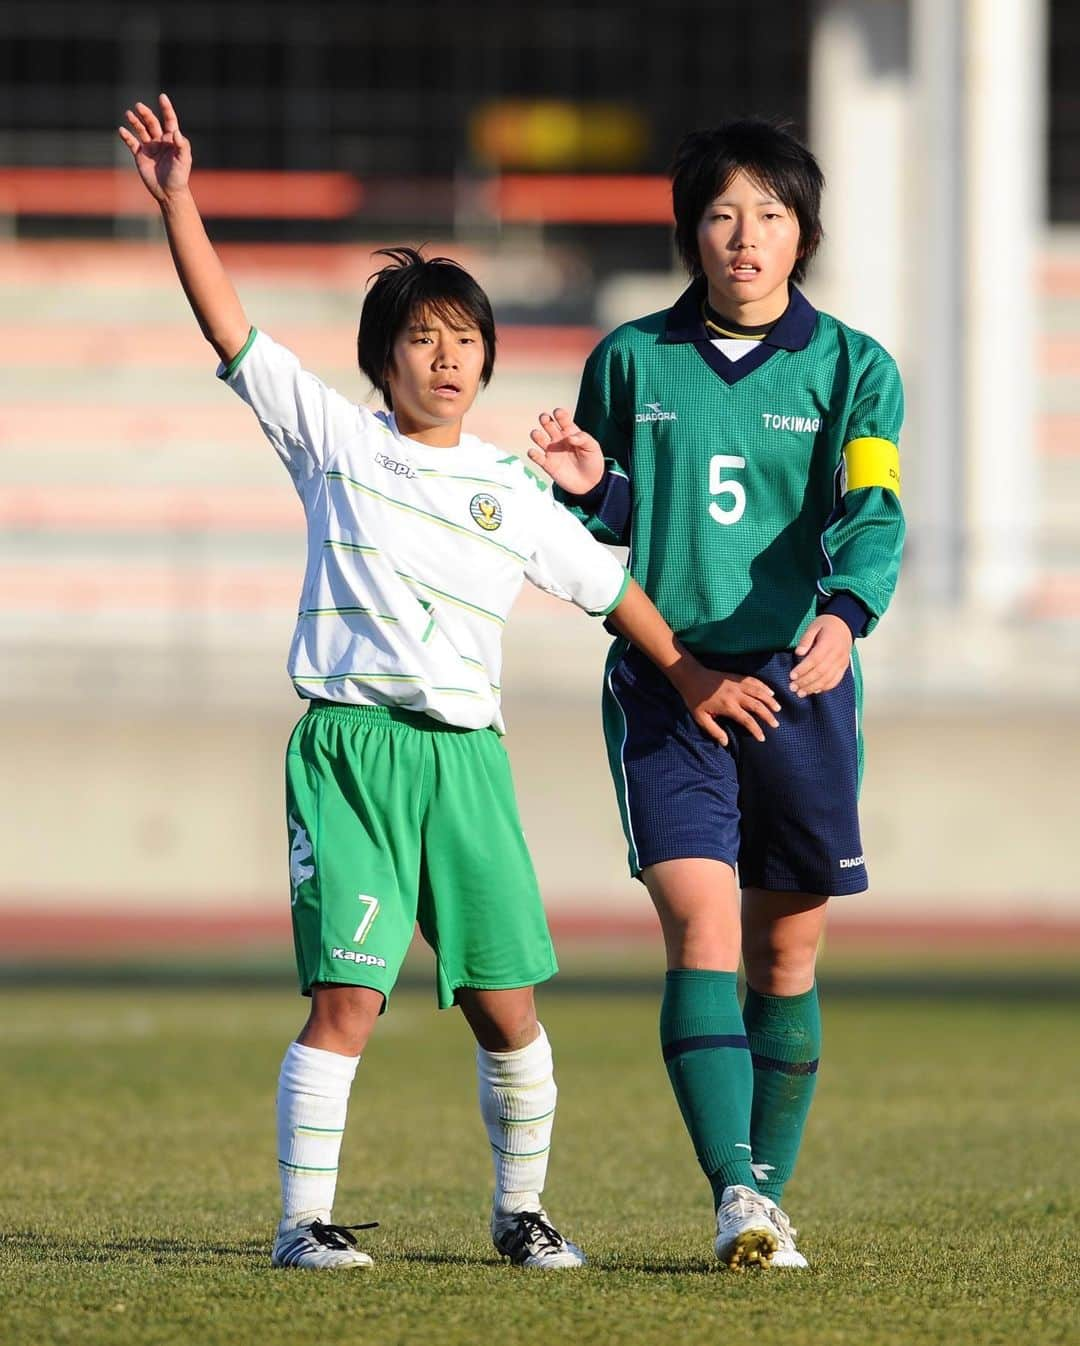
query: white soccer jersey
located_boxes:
[220,329,629,731]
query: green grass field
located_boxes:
[1,980,1077,1346]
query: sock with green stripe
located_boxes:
[660,969,758,1207]
[743,983,821,1202]
[276,1040,360,1231]
[477,1024,557,1217]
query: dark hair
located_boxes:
[357,246,497,408]
[670,119,824,283]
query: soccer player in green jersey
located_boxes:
[530,119,905,1269]
[118,94,779,1272]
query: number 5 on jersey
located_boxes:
[709,454,746,525]
[354,893,381,944]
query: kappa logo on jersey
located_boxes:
[635,401,678,423]
[374,451,416,478]
[331,948,388,968]
[469,493,503,531]
[288,814,315,903]
[839,854,865,869]
[761,412,823,433]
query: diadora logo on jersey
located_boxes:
[761,412,822,433]
[331,948,388,968]
[635,401,678,423]
[839,854,865,869]
[374,451,416,478]
[288,814,315,903]
[469,493,502,531]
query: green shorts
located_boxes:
[284,701,557,1009]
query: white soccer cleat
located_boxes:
[767,1202,809,1268]
[271,1217,377,1269]
[492,1209,587,1269]
[714,1185,779,1270]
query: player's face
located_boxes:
[386,307,487,447]
[696,169,802,323]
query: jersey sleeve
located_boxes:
[818,352,906,637]
[218,327,356,489]
[524,480,630,615]
[553,337,633,546]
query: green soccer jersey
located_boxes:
[562,280,905,656]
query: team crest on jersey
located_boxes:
[469,493,502,531]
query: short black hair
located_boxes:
[670,119,824,284]
[357,247,496,408]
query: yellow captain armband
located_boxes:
[843,437,901,495]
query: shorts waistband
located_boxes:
[304,698,481,734]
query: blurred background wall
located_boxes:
[1,0,1077,959]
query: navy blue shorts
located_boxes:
[601,644,868,895]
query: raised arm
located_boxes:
[118,94,249,364]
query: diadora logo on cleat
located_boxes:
[635,401,678,423]
[374,451,416,478]
[839,855,865,869]
[331,948,388,968]
[761,412,822,433]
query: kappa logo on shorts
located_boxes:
[288,814,315,903]
[839,854,865,869]
[469,493,502,531]
[331,948,387,968]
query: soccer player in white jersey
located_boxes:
[119,95,781,1270]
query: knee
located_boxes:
[459,989,538,1052]
[301,984,383,1055]
[742,930,820,996]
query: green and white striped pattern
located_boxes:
[223,330,628,731]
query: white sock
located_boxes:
[276,1040,360,1231]
[476,1024,558,1218]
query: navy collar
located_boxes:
[662,278,817,351]
[659,278,817,385]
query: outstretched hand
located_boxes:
[671,662,781,747]
[118,93,191,202]
[527,408,606,496]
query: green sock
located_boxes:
[660,969,757,1208]
[743,983,822,1203]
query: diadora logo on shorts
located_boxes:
[839,855,865,869]
[374,451,416,478]
[761,412,822,433]
[635,401,678,423]
[331,948,388,968]
[469,492,503,531]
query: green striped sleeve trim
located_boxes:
[277,1161,339,1173]
[300,606,400,623]
[394,571,506,626]
[489,1143,551,1159]
[608,462,630,480]
[325,472,529,562]
[595,568,631,616]
[220,326,258,380]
